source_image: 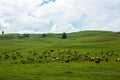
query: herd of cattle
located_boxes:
[0,49,120,64]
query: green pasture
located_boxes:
[0,30,120,80]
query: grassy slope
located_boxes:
[0,30,120,80]
[1,30,119,53]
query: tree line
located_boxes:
[1,31,67,39]
[42,32,67,39]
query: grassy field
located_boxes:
[0,30,120,80]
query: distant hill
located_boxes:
[0,30,120,43]
[68,30,120,43]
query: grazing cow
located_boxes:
[52,57,56,61]
[90,57,95,62]
[116,58,120,62]
[43,51,47,54]
[56,57,60,60]
[87,52,90,55]
[16,52,21,56]
[71,57,79,61]
[105,58,109,62]
[11,56,16,60]
[94,57,101,64]
[65,59,70,63]
[115,54,118,56]
[4,54,9,59]
[48,52,51,57]
[103,56,109,62]
[108,53,114,56]
[50,50,54,52]
[44,56,47,59]
[39,56,43,59]
[0,56,2,59]
[20,55,23,58]
[52,58,56,61]
[33,52,38,55]
[106,52,109,55]
[27,58,34,61]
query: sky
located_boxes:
[0,0,120,33]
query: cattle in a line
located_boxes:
[1,49,119,64]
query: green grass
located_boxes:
[0,30,120,80]
[0,62,120,80]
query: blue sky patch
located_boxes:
[40,0,56,6]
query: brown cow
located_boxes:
[116,58,120,62]
[94,57,101,64]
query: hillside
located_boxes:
[0,30,120,43]
[0,30,120,80]
[0,30,120,39]
[0,30,120,53]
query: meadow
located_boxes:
[0,30,120,80]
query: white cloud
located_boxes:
[51,23,79,33]
[0,0,120,33]
[0,19,10,30]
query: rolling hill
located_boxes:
[0,30,120,80]
[0,30,120,53]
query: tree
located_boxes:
[62,32,67,39]
[2,31,4,34]
[23,34,29,38]
[42,34,46,38]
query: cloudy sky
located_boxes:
[0,0,120,33]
